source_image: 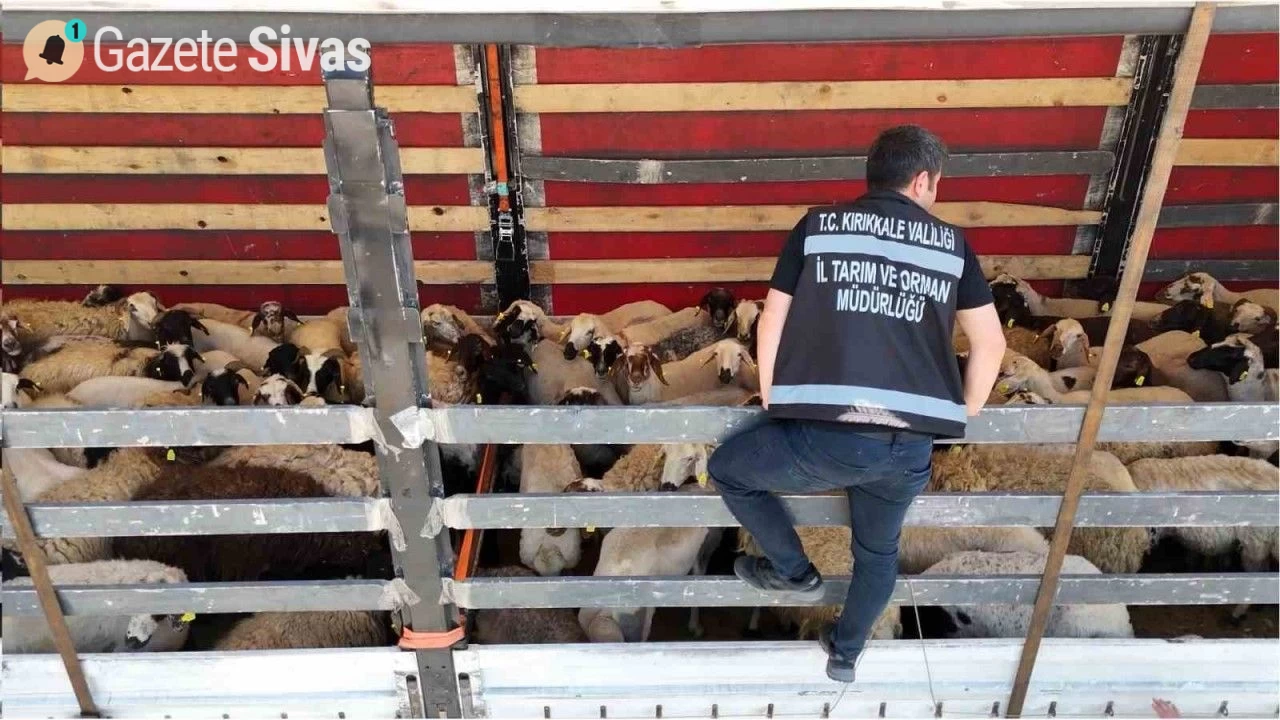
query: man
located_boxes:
[707,125,1006,683]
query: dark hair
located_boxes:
[866,125,949,192]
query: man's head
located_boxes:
[866,125,948,209]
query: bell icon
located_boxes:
[39,34,65,65]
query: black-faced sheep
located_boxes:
[1187,334,1279,402]
[153,309,210,347]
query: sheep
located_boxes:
[152,309,209,347]
[1158,272,1278,314]
[209,444,381,498]
[289,317,347,355]
[114,463,391,583]
[518,444,587,576]
[471,566,589,644]
[19,338,197,394]
[989,273,1103,319]
[954,321,1054,370]
[192,318,280,373]
[1043,320,1153,389]
[580,483,724,642]
[81,283,123,307]
[493,300,566,348]
[1004,389,1051,404]
[1,372,40,408]
[296,349,359,404]
[526,339,623,406]
[613,339,757,404]
[169,301,300,342]
[553,387,626,479]
[1136,330,1229,401]
[67,376,188,407]
[3,291,164,344]
[566,442,668,493]
[930,445,1153,574]
[213,611,392,650]
[731,299,764,351]
[1059,276,1171,321]
[1128,455,1279,620]
[584,336,626,377]
[2,445,87,501]
[650,324,726,363]
[2,314,27,372]
[422,303,493,352]
[920,552,1133,639]
[254,373,305,406]
[1187,334,1279,402]
[617,307,709,347]
[996,353,1194,405]
[698,288,738,334]
[1231,299,1277,335]
[171,301,256,327]
[3,560,192,653]
[1150,298,1232,345]
[659,386,758,407]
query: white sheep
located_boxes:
[288,317,347,355]
[996,354,1193,404]
[171,301,298,341]
[3,559,192,653]
[1158,272,1278,314]
[66,376,187,407]
[732,299,763,345]
[19,338,195,394]
[253,373,306,406]
[213,611,392,649]
[422,303,493,350]
[192,318,280,373]
[1136,330,1229,401]
[2,446,87,501]
[518,444,588,576]
[1230,299,1277,334]
[3,292,164,344]
[920,551,1133,638]
[1,372,40,408]
[526,339,623,406]
[615,339,757,404]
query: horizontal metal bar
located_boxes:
[405,403,1277,445]
[1145,259,1279,282]
[1190,83,1280,109]
[445,573,1280,609]
[520,151,1114,184]
[1158,202,1278,228]
[0,498,392,539]
[1,406,380,448]
[427,491,1279,536]
[2,6,1276,45]
[2,579,411,616]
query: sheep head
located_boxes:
[0,315,25,369]
[702,339,755,385]
[585,336,624,377]
[1231,299,1277,335]
[124,292,165,330]
[562,314,608,360]
[733,300,764,344]
[154,309,209,347]
[1045,318,1088,362]
[251,301,299,341]
[699,287,737,332]
[1188,335,1262,385]
[422,304,468,347]
[254,373,305,406]
[201,365,250,406]
[994,354,1041,395]
[1158,271,1217,304]
[1004,390,1051,405]
[146,344,204,386]
[1113,347,1153,389]
[615,344,667,388]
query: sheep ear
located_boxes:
[234,373,250,389]
[648,351,668,385]
[251,313,265,332]
[700,353,715,367]
[558,327,570,343]
[191,318,209,334]
[1037,326,1056,339]
[283,309,300,323]
[16,378,41,392]
[740,347,757,371]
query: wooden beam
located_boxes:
[3,204,491,231]
[514,78,1132,113]
[1005,4,1217,718]
[1,260,495,285]
[528,256,1089,283]
[1158,202,1278,227]
[2,146,487,175]
[524,203,1101,232]
[1190,83,1279,109]
[2,85,477,114]
[1173,138,1279,166]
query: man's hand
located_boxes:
[955,303,1006,417]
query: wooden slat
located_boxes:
[2,147,487,175]
[1158,202,1278,227]
[2,260,495,286]
[524,204,1101,232]
[514,78,1132,113]
[527,255,1089,284]
[1174,138,1279,166]
[1190,83,1279,109]
[2,85,477,114]
[3,204,491,231]
[520,151,1115,184]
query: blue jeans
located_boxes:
[708,418,933,657]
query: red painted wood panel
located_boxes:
[6,175,473,204]
[537,109,1109,156]
[1184,109,1279,139]
[534,37,1124,83]
[1150,226,1278,259]
[3,284,484,315]
[543,176,1091,208]
[1199,33,1279,84]
[1166,167,1279,204]
[2,113,465,147]
[546,227,1075,260]
[1,231,479,261]
[1,43,459,85]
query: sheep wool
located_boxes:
[519,444,587,576]
[19,339,162,395]
[213,611,392,650]
[921,552,1133,639]
[209,444,381,497]
[471,566,589,644]
[4,293,162,345]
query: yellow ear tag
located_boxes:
[1006,318,1014,328]
[698,472,709,487]
[585,524,596,534]
[1239,370,1249,382]
[581,350,589,358]
[531,363,538,370]
[475,394,483,404]
[1203,295,1214,309]
[1191,330,1200,338]
[1101,302,1111,313]
[1134,375,1145,387]
[180,612,196,623]
[996,382,1010,394]
[166,448,176,462]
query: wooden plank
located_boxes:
[3,146,487,175]
[527,256,1088,284]
[520,151,1115,184]
[2,85,477,114]
[1145,258,1279,281]
[1174,138,1279,166]
[1190,83,1279,109]
[524,204,1101,232]
[2,204,491,231]
[1158,202,1278,226]
[514,78,1132,113]
[2,260,495,285]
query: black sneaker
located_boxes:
[733,555,823,596]
[818,624,857,683]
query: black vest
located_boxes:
[769,190,969,438]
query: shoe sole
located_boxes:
[733,558,825,597]
[819,628,855,683]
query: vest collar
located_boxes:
[860,188,919,207]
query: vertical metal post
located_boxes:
[1005,4,1217,717]
[321,69,462,718]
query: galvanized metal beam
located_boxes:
[398,402,1278,446]
[2,578,416,615]
[443,573,1280,609]
[2,6,1275,45]
[425,491,1280,536]
[0,498,393,539]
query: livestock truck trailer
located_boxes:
[1,1,1277,717]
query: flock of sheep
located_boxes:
[0,270,1276,653]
